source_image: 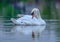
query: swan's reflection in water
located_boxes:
[0,25,46,42]
[12,25,46,40]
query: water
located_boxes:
[0,19,60,42]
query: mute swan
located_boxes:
[11,8,46,25]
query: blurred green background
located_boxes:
[0,0,60,20]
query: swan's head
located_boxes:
[31,8,41,19]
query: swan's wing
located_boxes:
[15,15,33,25]
[11,18,19,24]
[17,14,24,17]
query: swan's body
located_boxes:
[11,8,46,25]
[11,15,33,25]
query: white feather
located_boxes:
[11,8,46,25]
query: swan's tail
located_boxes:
[11,18,17,24]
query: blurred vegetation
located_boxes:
[0,0,60,19]
[0,0,28,19]
[42,0,59,19]
[42,0,60,19]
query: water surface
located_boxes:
[0,19,60,42]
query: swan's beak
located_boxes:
[31,12,34,15]
[31,12,38,19]
[31,12,35,19]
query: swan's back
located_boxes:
[16,15,33,25]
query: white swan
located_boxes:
[11,8,46,25]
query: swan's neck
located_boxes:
[37,14,41,19]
